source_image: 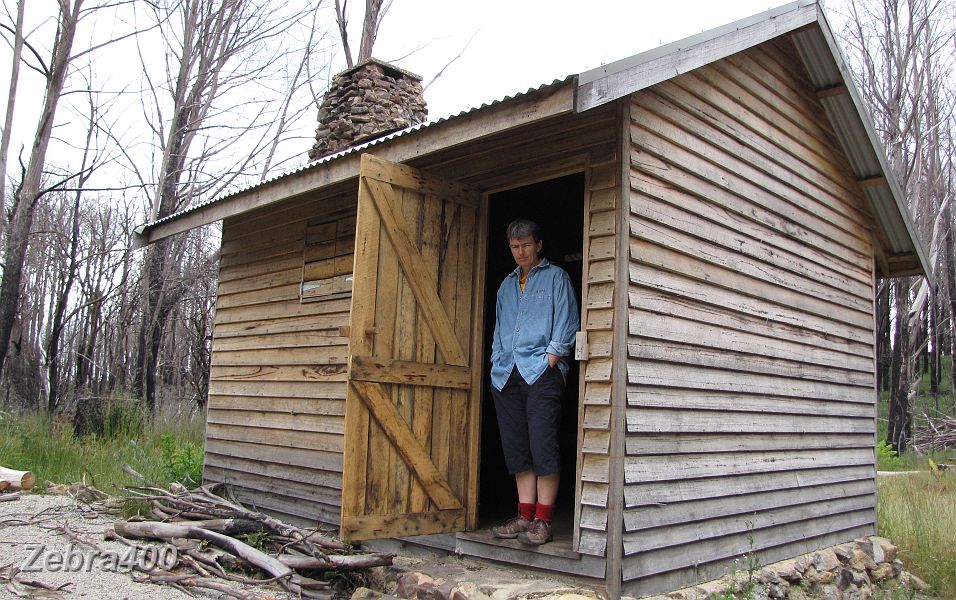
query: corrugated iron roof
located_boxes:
[789,17,928,275]
[138,0,927,278]
[142,77,574,233]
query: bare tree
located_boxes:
[131,0,329,413]
[335,0,392,67]
[0,0,83,378]
[43,89,102,413]
[0,0,26,240]
[837,0,956,451]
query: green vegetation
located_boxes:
[878,469,956,599]
[0,400,205,494]
[876,355,956,598]
[160,433,204,488]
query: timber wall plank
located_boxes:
[575,147,621,558]
[204,187,357,528]
[621,39,878,595]
[204,103,620,553]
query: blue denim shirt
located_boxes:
[490,258,580,390]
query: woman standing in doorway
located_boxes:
[488,218,579,546]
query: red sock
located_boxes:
[535,502,554,523]
[518,502,535,521]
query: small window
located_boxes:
[301,213,355,302]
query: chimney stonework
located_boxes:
[309,59,427,161]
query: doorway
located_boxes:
[477,172,585,545]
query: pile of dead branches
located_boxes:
[912,413,956,454]
[1,563,73,599]
[67,483,392,600]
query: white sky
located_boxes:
[0,0,833,203]
[372,0,792,120]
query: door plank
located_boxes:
[364,177,468,366]
[361,154,479,208]
[352,380,463,510]
[341,181,380,520]
[340,508,466,539]
[350,356,472,389]
[409,190,443,513]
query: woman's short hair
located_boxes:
[505,218,541,242]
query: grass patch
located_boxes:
[878,470,956,599]
[0,400,205,494]
[876,356,956,596]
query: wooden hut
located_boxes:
[136,1,928,596]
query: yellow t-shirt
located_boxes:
[519,272,527,292]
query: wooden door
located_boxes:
[340,154,482,540]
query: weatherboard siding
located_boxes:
[202,103,622,549]
[622,39,877,595]
[204,188,357,527]
[575,153,621,558]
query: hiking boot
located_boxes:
[491,515,531,539]
[517,518,553,546]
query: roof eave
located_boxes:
[575,0,819,112]
[792,8,930,279]
[135,79,576,247]
[575,0,928,280]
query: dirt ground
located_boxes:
[0,493,940,600]
[0,493,597,600]
[1,493,213,599]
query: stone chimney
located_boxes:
[309,58,427,161]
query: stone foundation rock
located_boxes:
[350,536,930,600]
[647,536,929,600]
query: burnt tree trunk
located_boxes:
[888,278,913,453]
[0,2,79,375]
[876,282,892,392]
[944,204,956,392]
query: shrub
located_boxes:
[877,439,905,471]
[160,434,204,488]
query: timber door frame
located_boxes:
[473,166,589,547]
[340,154,485,540]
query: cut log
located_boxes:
[0,467,35,491]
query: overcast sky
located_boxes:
[1,0,837,200]
[369,0,796,119]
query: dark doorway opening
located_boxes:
[477,172,585,545]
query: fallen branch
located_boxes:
[0,492,23,502]
[278,552,394,570]
[61,522,272,600]
[110,484,386,598]
[113,521,293,582]
[912,413,956,453]
[1,562,74,599]
[132,572,265,600]
[121,464,146,482]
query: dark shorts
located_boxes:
[491,365,565,476]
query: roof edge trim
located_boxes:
[575,0,818,112]
[805,9,930,278]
